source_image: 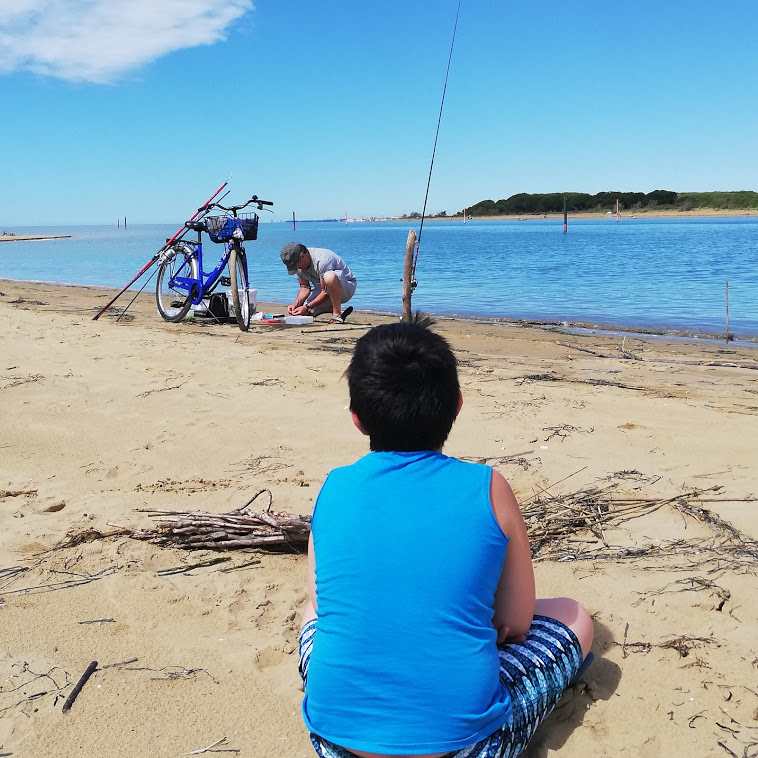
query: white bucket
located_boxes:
[226,289,257,316]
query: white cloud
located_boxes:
[0,0,253,83]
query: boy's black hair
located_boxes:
[346,316,460,452]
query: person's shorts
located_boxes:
[298,615,583,758]
[305,270,356,308]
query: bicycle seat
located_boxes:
[185,220,207,231]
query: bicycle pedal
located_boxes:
[220,276,231,287]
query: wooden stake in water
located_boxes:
[563,197,567,233]
[402,229,417,322]
[725,280,729,344]
[463,208,467,224]
[292,212,296,231]
[616,199,620,223]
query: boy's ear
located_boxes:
[351,412,369,436]
[456,390,464,417]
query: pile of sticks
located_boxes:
[522,475,680,557]
[123,490,311,552]
[522,475,757,570]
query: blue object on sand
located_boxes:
[569,652,595,687]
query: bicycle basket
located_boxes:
[205,213,259,243]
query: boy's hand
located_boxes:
[496,624,527,646]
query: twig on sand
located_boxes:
[78,617,115,624]
[51,527,131,550]
[0,663,71,715]
[522,371,651,393]
[185,736,240,754]
[542,424,593,442]
[616,623,720,660]
[157,556,231,575]
[0,566,116,596]
[0,566,29,588]
[136,380,188,399]
[100,657,138,669]
[220,558,262,573]
[61,660,98,713]
[123,665,218,684]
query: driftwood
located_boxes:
[109,490,312,553]
[61,660,98,713]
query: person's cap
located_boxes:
[281,243,307,274]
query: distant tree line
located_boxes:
[438,190,758,217]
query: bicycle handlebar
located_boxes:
[199,195,273,213]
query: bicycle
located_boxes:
[155,195,273,331]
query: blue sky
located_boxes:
[1,1,757,225]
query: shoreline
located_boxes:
[393,208,758,222]
[3,277,756,343]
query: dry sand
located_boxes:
[1,280,757,758]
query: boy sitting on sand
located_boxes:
[299,318,594,758]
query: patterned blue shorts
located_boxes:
[298,614,583,758]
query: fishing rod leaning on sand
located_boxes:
[92,180,230,321]
[402,0,461,321]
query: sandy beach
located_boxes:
[1,279,757,757]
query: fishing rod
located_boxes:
[113,187,234,324]
[92,180,229,321]
[412,0,462,289]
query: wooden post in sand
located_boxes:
[402,230,416,322]
[725,280,729,344]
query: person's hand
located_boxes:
[292,305,309,316]
[287,304,297,315]
[496,624,527,646]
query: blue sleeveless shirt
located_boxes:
[303,451,511,754]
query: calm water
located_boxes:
[2,217,757,338]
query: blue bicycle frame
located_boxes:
[170,231,248,306]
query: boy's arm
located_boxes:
[490,470,535,641]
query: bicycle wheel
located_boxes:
[229,244,250,331]
[156,243,198,322]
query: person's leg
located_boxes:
[337,271,356,305]
[298,615,317,686]
[298,618,358,758]
[496,613,586,757]
[305,286,334,316]
[534,597,593,659]
[321,271,342,316]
